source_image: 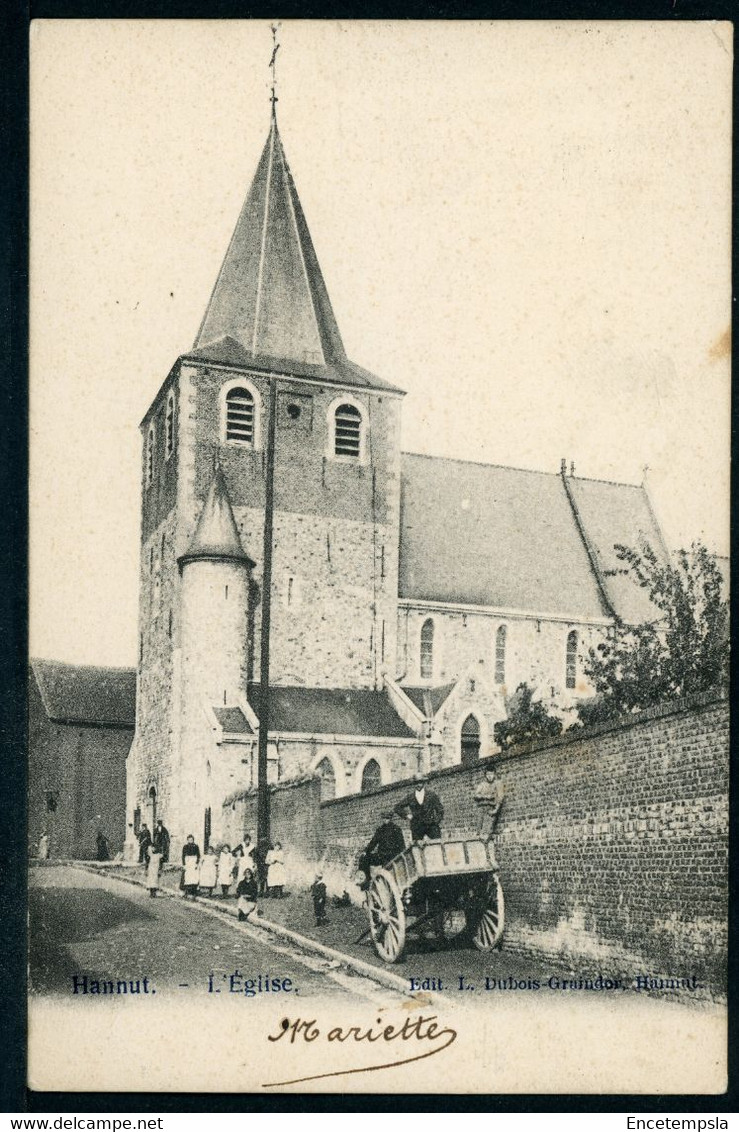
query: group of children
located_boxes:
[144,833,287,918]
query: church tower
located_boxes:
[127,100,405,854]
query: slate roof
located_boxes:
[31,659,136,727]
[566,476,669,624]
[402,684,456,718]
[247,684,417,739]
[398,454,665,625]
[179,465,254,569]
[212,706,253,735]
[189,116,401,395]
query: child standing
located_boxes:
[217,844,235,896]
[198,845,218,895]
[146,845,162,897]
[311,873,328,926]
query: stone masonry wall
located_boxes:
[241,694,728,990]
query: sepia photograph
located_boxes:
[27,19,730,1095]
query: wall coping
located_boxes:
[319,686,728,806]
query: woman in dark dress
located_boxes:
[181,834,200,900]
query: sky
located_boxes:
[29,20,732,668]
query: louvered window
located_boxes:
[495,625,507,684]
[566,630,578,689]
[165,393,175,458]
[420,618,434,680]
[146,425,155,487]
[225,387,255,445]
[334,403,361,458]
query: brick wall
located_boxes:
[249,693,729,988]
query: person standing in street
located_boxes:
[153,819,170,863]
[146,844,162,897]
[198,845,218,895]
[137,824,152,864]
[266,841,286,898]
[217,843,235,896]
[181,834,200,900]
[254,838,271,897]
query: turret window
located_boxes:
[495,625,507,684]
[566,630,578,689]
[165,393,175,459]
[225,387,255,445]
[420,618,434,680]
[146,425,155,487]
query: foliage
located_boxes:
[578,540,728,722]
[494,682,563,750]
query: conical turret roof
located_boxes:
[186,114,402,394]
[178,465,255,569]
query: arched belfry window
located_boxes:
[334,403,362,458]
[146,425,155,488]
[420,618,434,680]
[165,393,175,459]
[224,386,255,446]
[460,714,481,766]
[566,630,578,690]
[495,624,507,685]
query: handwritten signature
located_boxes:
[262,1013,458,1088]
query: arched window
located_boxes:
[495,624,507,684]
[420,618,434,680]
[225,386,255,445]
[361,759,382,794]
[146,425,155,487]
[461,714,481,766]
[165,392,175,459]
[566,630,578,689]
[146,785,157,831]
[334,403,362,458]
[315,757,335,801]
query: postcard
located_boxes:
[28,19,730,1095]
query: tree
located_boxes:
[578,540,728,723]
[494,682,563,750]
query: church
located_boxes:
[125,103,668,859]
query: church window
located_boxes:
[420,618,434,680]
[333,403,362,458]
[315,757,335,801]
[165,392,175,459]
[460,714,481,766]
[225,386,255,445]
[495,625,507,684]
[146,425,155,487]
[361,759,382,793]
[566,630,578,689]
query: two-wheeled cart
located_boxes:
[366,834,504,963]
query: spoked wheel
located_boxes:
[368,869,406,962]
[470,874,505,951]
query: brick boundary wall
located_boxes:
[223,691,728,990]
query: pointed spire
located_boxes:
[178,465,255,570]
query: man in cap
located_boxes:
[394,772,444,842]
[358,809,407,889]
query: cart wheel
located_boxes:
[368,869,406,962]
[471,875,505,951]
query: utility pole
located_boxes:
[257,377,278,847]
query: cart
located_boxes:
[366,834,504,963]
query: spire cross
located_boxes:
[269,24,280,115]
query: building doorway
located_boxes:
[460,715,481,766]
[146,785,157,832]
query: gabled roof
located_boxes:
[190,115,401,395]
[247,684,416,739]
[179,465,255,569]
[566,476,669,624]
[212,706,253,735]
[401,684,456,718]
[398,454,665,625]
[31,659,136,728]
